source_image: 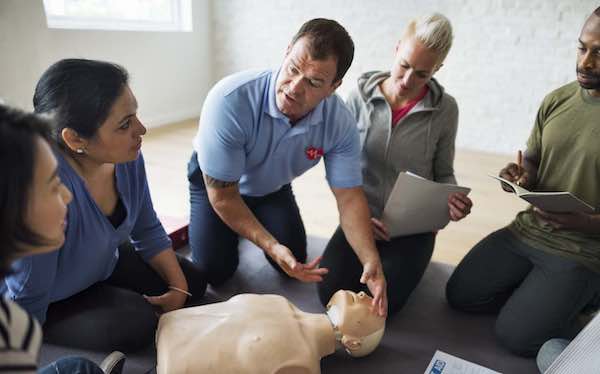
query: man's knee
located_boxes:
[197,258,238,287]
[190,245,238,286]
[445,268,502,313]
[494,315,543,356]
[445,272,471,311]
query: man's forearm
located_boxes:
[213,192,277,250]
[204,175,277,252]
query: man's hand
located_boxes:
[371,218,391,242]
[203,173,329,282]
[533,208,596,233]
[499,162,530,190]
[267,243,329,282]
[448,192,473,221]
[330,186,387,316]
[144,290,187,314]
[360,262,387,317]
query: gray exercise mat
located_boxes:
[40,236,537,373]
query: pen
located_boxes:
[516,150,522,186]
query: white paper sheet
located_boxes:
[382,172,471,237]
[424,350,501,374]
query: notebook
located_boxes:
[489,175,595,213]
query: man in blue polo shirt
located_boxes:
[187,18,387,316]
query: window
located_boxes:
[42,0,192,32]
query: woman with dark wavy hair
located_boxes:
[3,59,206,352]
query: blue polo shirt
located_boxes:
[192,69,362,196]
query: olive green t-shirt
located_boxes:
[510,81,600,273]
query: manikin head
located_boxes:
[326,290,386,357]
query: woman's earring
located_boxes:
[76,148,85,154]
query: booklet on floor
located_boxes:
[424,350,501,374]
[381,172,471,237]
[488,175,596,214]
[544,312,600,373]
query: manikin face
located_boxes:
[576,14,600,94]
[275,36,341,123]
[326,290,386,357]
[389,37,441,97]
[76,85,147,163]
[23,137,72,255]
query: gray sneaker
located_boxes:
[100,351,126,374]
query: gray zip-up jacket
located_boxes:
[346,71,459,218]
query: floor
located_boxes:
[142,117,528,266]
[41,239,539,374]
[41,119,539,373]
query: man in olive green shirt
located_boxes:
[446,7,600,358]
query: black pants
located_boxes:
[43,244,207,352]
[188,154,307,286]
[317,226,435,316]
[446,227,600,356]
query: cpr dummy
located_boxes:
[156,290,386,374]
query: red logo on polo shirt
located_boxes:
[305,146,324,160]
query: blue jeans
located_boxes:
[39,356,103,374]
[188,155,307,286]
[536,338,569,373]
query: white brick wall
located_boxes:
[211,0,597,154]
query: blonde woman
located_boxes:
[318,13,472,316]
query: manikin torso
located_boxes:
[156,294,336,374]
